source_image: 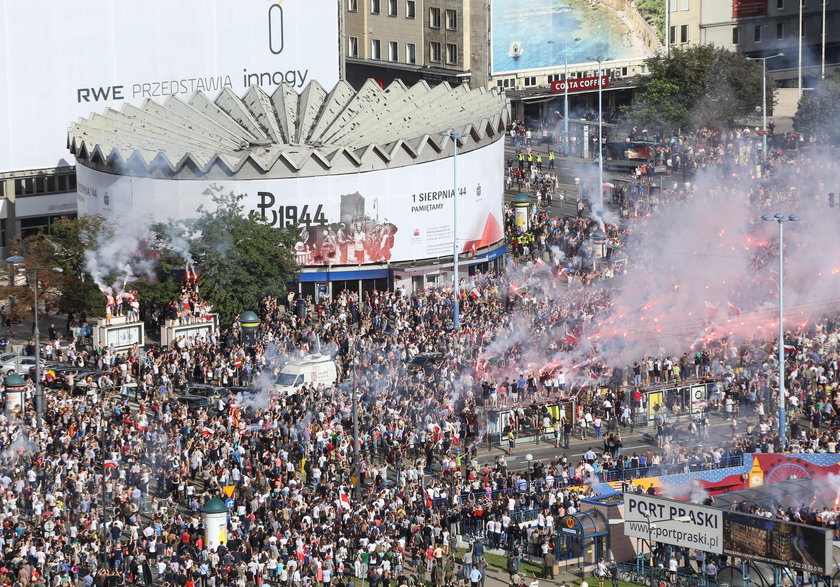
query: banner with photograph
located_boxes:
[76,140,505,267]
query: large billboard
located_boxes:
[491,0,649,75]
[623,493,723,554]
[75,140,505,267]
[0,0,340,173]
[723,511,832,575]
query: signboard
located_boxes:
[490,0,647,74]
[76,139,505,267]
[550,76,610,94]
[624,493,723,554]
[732,0,768,18]
[0,0,340,173]
[723,511,832,574]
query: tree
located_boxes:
[12,215,113,319]
[158,185,299,326]
[622,45,765,135]
[793,72,840,142]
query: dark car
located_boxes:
[177,385,228,408]
[405,352,443,369]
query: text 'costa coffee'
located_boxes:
[550,76,610,94]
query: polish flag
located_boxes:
[784,344,797,354]
[727,301,741,316]
[564,332,580,345]
[338,489,351,510]
[104,460,118,469]
[469,288,482,299]
[704,301,718,314]
[202,426,214,436]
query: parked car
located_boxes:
[0,354,36,375]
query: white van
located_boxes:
[273,355,339,396]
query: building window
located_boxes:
[406,0,416,18]
[13,173,75,197]
[446,43,457,64]
[371,39,381,59]
[754,24,762,42]
[429,41,442,62]
[732,26,740,44]
[348,36,359,57]
[669,26,676,44]
[777,21,784,38]
[547,73,562,82]
[429,7,441,28]
[523,76,537,87]
[406,42,417,64]
[388,0,397,16]
[371,0,381,14]
[348,0,358,12]
[680,0,689,9]
[445,9,457,30]
[389,40,398,61]
[777,0,783,8]
[495,78,515,89]
[681,24,688,42]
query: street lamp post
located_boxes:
[548,38,581,156]
[587,56,610,212]
[640,513,690,587]
[5,256,63,433]
[439,130,468,330]
[745,53,783,155]
[762,213,799,450]
[798,0,804,97]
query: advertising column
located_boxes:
[202,498,229,550]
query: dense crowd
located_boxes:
[0,126,837,587]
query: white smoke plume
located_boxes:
[83,221,156,294]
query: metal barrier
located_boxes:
[598,454,744,483]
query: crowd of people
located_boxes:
[0,121,838,587]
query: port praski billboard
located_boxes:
[624,493,723,554]
[0,0,339,173]
[75,140,505,267]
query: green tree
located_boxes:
[15,215,112,319]
[622,45,765,135]
[160,185,299,326]
[793,72,840,142]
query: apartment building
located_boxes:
[344,0,489,88]
[668,0,840,83]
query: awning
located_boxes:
[520,94,556,103]
[559,510,609,538]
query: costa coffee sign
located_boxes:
[550,76,610,93]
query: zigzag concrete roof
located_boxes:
[68,79,510,179]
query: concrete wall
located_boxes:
[776,87,804,118]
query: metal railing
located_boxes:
[617,560,721,587]
[598,454,744,482]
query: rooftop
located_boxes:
[67,79,509,179]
